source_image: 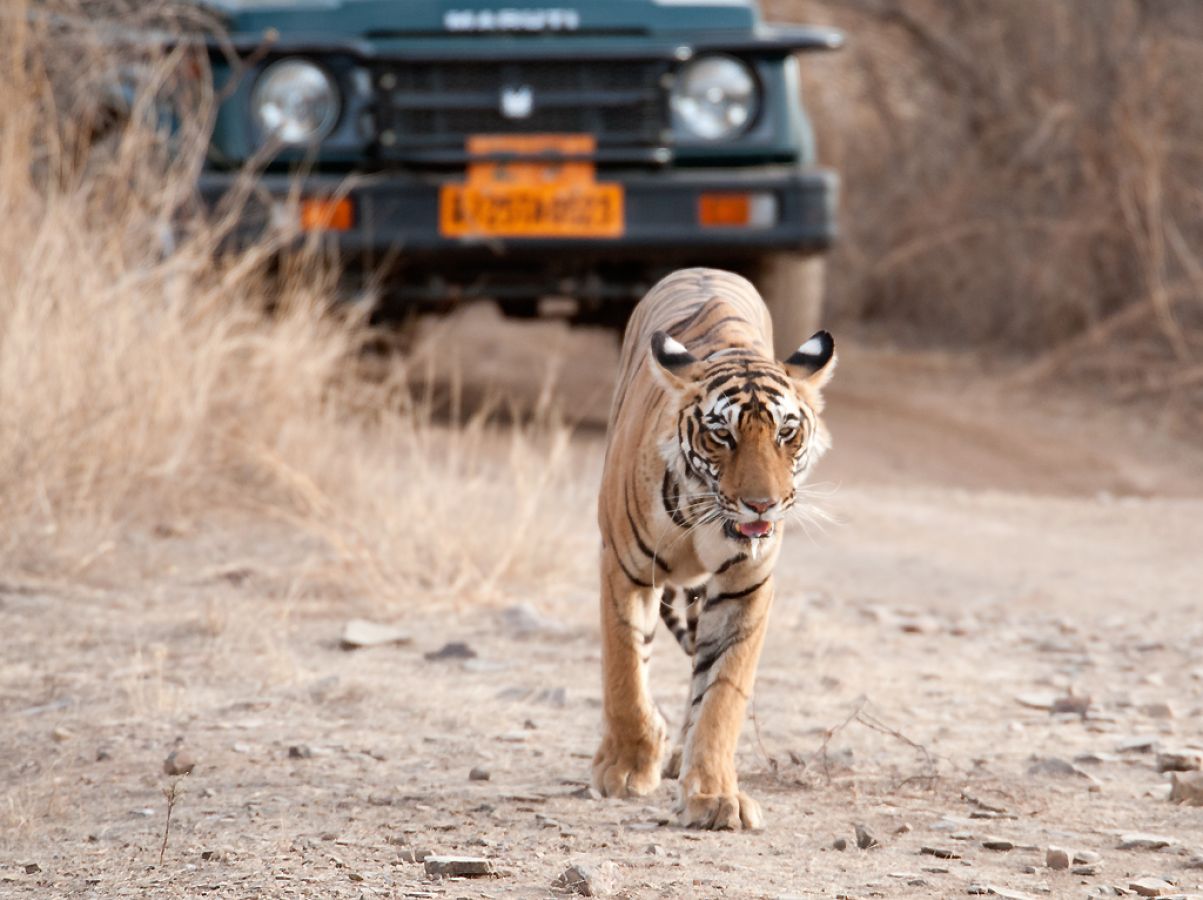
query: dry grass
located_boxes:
[0,1,589,601]
[772,0,1203,420]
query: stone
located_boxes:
[920,846,960,859]
[425,642,477,661]
[1073,865,1100,876]
[832,838,848,851]
[163,748,196,776]
[499,603,564,636]
[1027,757,1095,781]
[1129,877,1174,897]
[1052,693,1092,716]
[855,823,879,849]
[1015,692,1058,711]
[1046,846,1070,870]
[555,863,604,896]
[982,839,1014,851]
[1074,850,1102,864]
[23,863,40,875]
[1117,834,1177,851]
[340,619,411,649]
[1075,751,1120,765]
[469,766,491,782]
[50,727,73,743]
[1169,770,1203,805]
[1139,702,1175,720]
[1157,749,1203,773]
[422,856,494,877]
[1117,736,1159,753]
[984,887,1040,900]
[288,745,313,759]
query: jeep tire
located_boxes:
[751,253,827,361]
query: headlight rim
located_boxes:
[250,57,341,147]
[670,52,762,143]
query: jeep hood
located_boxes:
[206,0,760,38]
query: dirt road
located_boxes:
[4,309,1203,898]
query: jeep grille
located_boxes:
[369,60,670,161]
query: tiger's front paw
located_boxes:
[592,729,666,798]
[678,785,764,831]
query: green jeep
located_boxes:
[199,0,842,354]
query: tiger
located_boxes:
[592,266,836,830]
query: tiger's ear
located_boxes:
[783,330,837,391]
[649,331,703,393]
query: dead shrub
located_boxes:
[0,2,589,601]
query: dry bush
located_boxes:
[772,0,1203,410]
[0,1,588,601]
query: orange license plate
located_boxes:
[440,183,623,238]
[439,134,624,239]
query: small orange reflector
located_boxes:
[300,197,353,232]
[699,193,751,228]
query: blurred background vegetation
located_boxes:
[773,0,1203,409]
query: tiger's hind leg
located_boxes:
[662,586,704,780]
[592,547,669,798]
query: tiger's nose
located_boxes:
[742,497,775,514]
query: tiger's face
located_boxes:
[650,331,836,542]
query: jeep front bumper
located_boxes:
[198,165,837,260]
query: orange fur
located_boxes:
[592,268,836,830]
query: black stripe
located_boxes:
[715,553,747,575]
[625,487,670,574]
[661,468,689,528]
[613,551,652,588]
[692,675,750,707]
[704,576,769,611]
[665,300,713,336]
[692,315,744,345]
[693,630,751,677]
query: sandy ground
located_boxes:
[4,306,1203,899]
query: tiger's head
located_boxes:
[649,330,836,543]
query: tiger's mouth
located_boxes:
[725,519,775,541]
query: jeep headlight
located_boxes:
[251,59,339,145]
[670,55,759,141]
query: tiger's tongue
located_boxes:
[736,520,773,538]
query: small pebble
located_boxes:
[424,641,477,661]
[468,766,491,782]
[288,745,313,759]
[1156,749,1203,773]
[1139,702,1175,720]
[163,748,196,776]
[1169,770,1203,805]
[855,823,879,849]
[423,855,493,877]
[1129,877,1174,897]
[1046,846,1070,870]
[1118,833,1177,851]
[832,838,848,851]
[920,846,960,859]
